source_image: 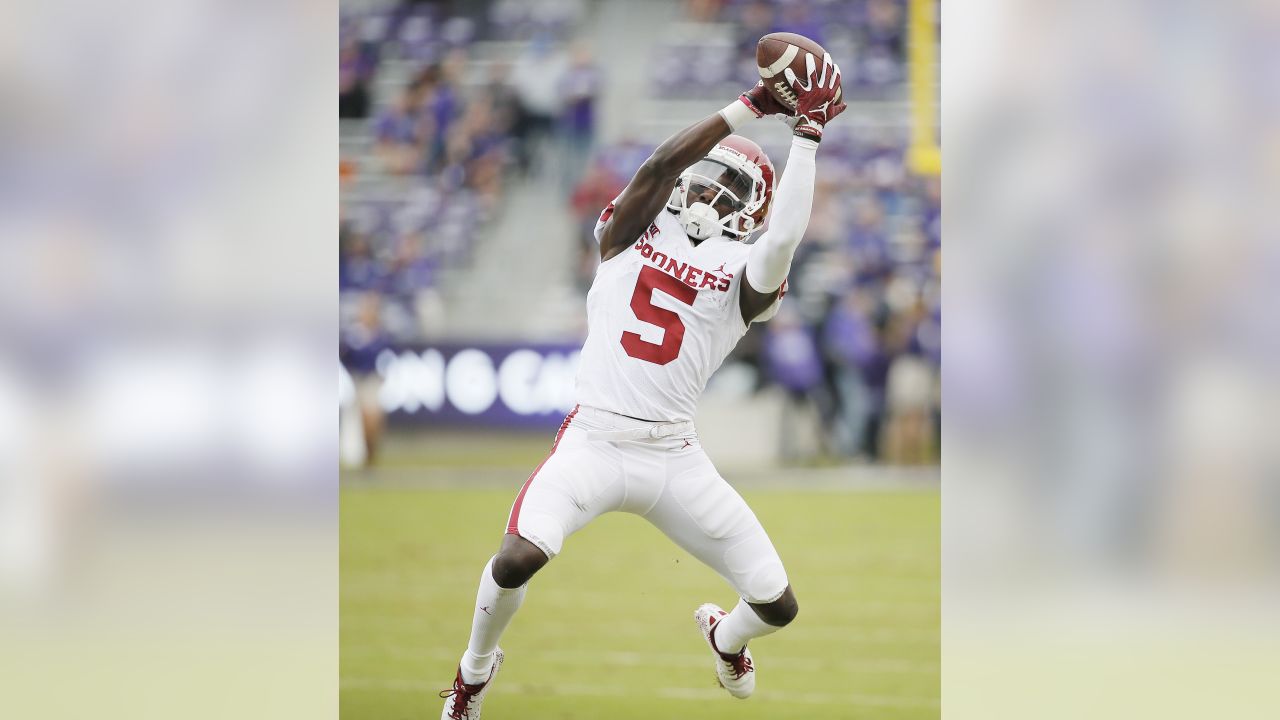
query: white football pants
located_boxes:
[505,404,789,604]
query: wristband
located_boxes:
[719,99,757,131]
[793,118,824,143]
[791,136,820,153]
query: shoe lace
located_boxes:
[709,617,753,680]
[722,650,754,679]
[438,677,477,719]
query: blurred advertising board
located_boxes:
[343,343,581,429]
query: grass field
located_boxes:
[341,477,938,719]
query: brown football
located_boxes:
[756,32,842,110]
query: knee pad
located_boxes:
[724,534,789,604]
[510,511,564,559]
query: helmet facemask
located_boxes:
[667,146,767,241]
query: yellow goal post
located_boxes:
[907,0,941,175]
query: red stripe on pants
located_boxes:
[506,405,579,535]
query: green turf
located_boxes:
[341,485,939,719]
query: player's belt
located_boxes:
[585,421,695,443]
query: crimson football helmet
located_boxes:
[667,135,775,241]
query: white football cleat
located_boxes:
[694,603,755,699]
[439,648,504,719]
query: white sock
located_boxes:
[712,598,781,655]
[459,556,526,684]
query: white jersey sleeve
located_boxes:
[592,194,625,245]
[744,137,818,293]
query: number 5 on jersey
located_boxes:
[621,265,697,365]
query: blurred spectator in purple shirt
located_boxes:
[374,78,433,175]
[847,196,892,283]
[735,1,777,58]
[865,0,905,56]
[425,55,466,171]
[763,305,836,461]
[340,36,376,119]
[774,0,824,46]
[876,279,937,464]
[823,289,880,457]
[340,293,392,464]
[596,137,655,183]
[859,43,903,89]
[558,42,601,193]
[442,98,508,212]
[340,228,388,292]
[921,175,941,248]
[858,310,897,461]
[508,32,568,176]
[386,231,436,296]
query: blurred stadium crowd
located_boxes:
[653,0,908,99]
[340,0,939,464]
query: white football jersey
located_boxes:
[575,205,784,422]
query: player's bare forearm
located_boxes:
[739,281,785,325]
[647,113,733,177]
[598,114,731,262]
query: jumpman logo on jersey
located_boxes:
[680,439,693,449]
[714,263,734,278]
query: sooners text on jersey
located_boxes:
[575,207,782,422]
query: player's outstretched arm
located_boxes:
[598,86,787,262]
[740,53,846,323]
[597,115,733,262]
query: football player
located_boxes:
[441,52,844,719]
